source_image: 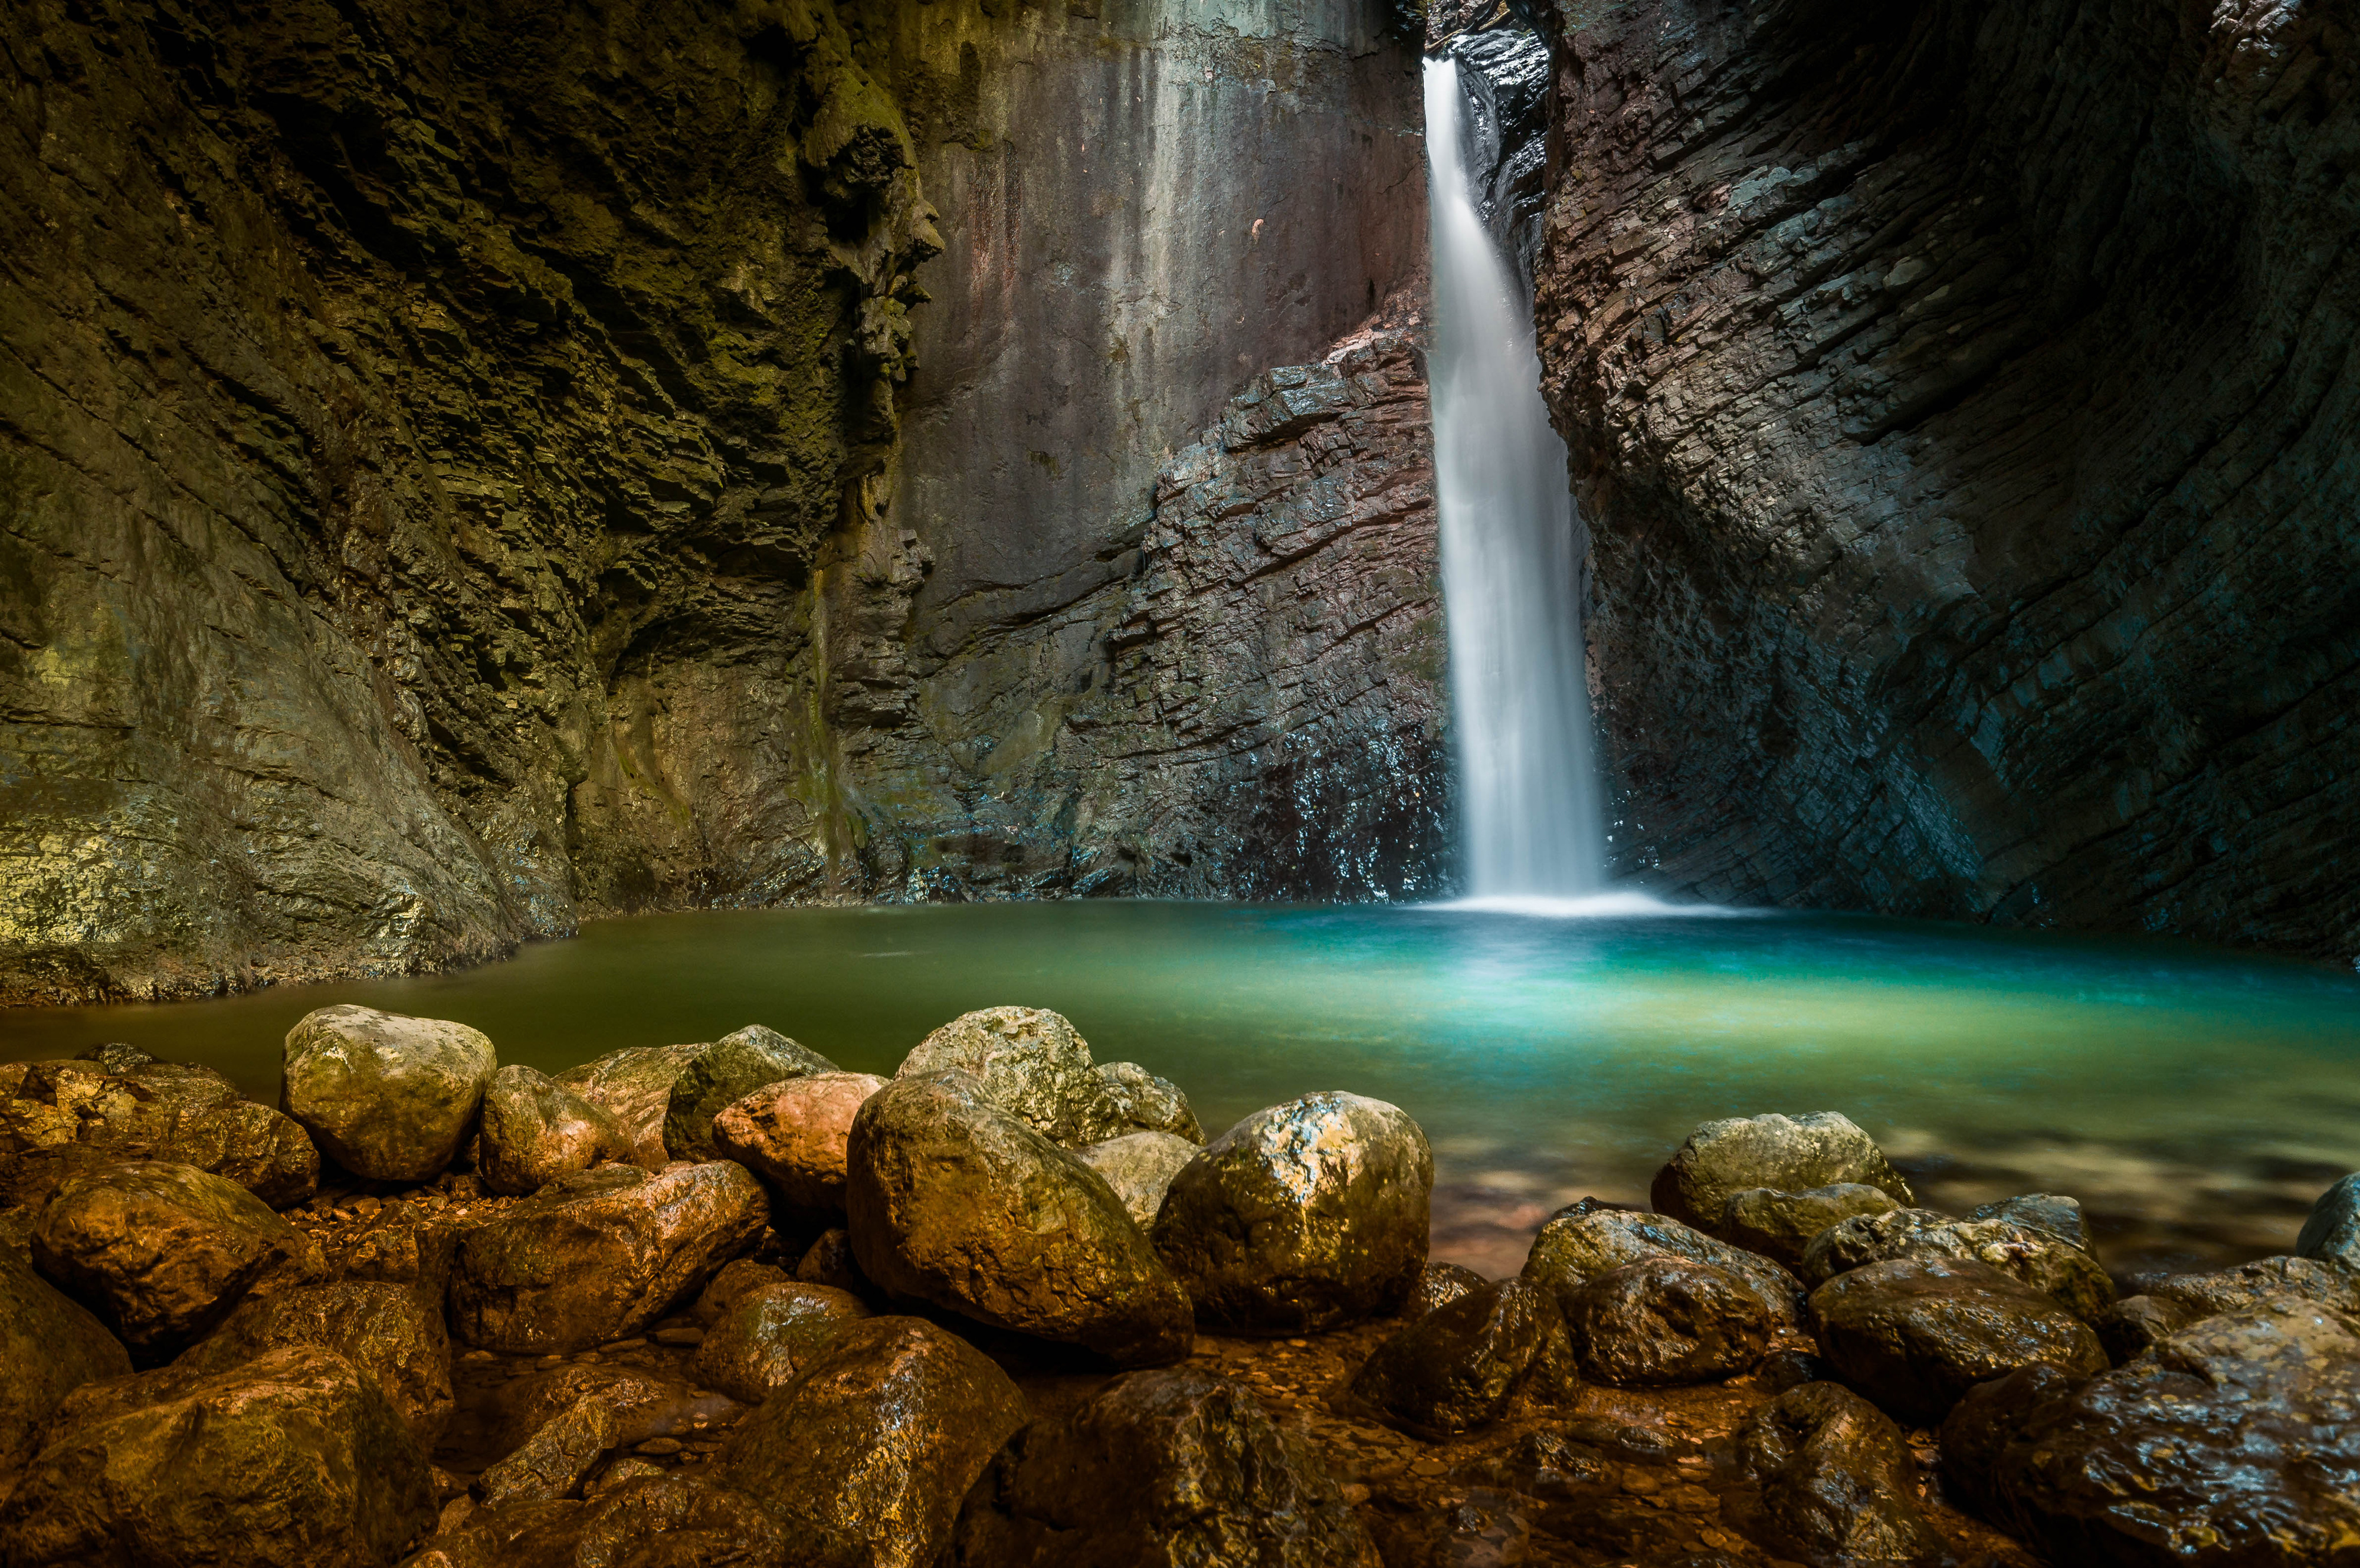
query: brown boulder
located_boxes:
[280,1005,497,1182]
[1733,1382,1948,1566]
[1650,1113,1913,1232]
[894,1008,1200,1148]
[719,1316,1028,1568]
[1073,1129,1200,1228]
[0,1240,129,1495]
[1811,1257,2109,1425]
[553,1043,712,1169]
[1568,1257,1775,1387]
[1520,1198,1806,1330]
[711,1071,885,1212]
[1718,1183,1900,1268]
[1407,1259,1490,1318]
[0,1052,317,1209]
[2093,1254,2360,1362]
[1345,1277,1573,1435]
[1801,1206,2116,1320]
[662,1026,839,1162]
[404,1474,788,1568]
[693,1280,871,1403]
[476,1394,619,1508]
[477,1066,636,1196]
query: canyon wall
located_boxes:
[1530,0,2360,958]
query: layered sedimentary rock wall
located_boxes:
[1529,0,2360,957]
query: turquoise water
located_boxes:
[6,903,2356,1277]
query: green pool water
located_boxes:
[6,901,2357,1278]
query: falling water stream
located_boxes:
[1424,56,1607,903]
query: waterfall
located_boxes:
[1424,54,1607,901]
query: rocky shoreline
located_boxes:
[2,1008,2356,1566]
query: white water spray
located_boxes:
[1424,55,1606,899]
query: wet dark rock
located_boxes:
[471,1364,713,1468]
[554,1044,713,1170]
[476,1393,618,1508]
[694,1280,871,1403]
[719,1316,1028,1568]
[1408,1259,1491,1317]
[1969,1193,2091,1252]
[0,1054,318,1209]
[1521,1199,1807,1330]
[281,1006,497,1183]
[0,1344,434,1567]
[31,1159,320,1358]
[1732,1381,1948,1566]
[1811,1257,2109,1425]
[1084,1062,1205,1145]
[477,1067,636,1197]
[894,1007,1198,1149]
[1568,1257,1774,1387]
[1718,1183,1900,1268]
[450,1162,768,1353]
[1945,1300,2360,1565]
[2092,1254,2360,1362]
[711,1071,886,1212]
[409,1474,789,1568]
[163,1278,453,1445]
[693,1258,792,1324]
[845,1071,1193,1364]
[1345,1277,1573,1435]
[955,1366,1380,1567]
[0,1239,129,1494]
[1073,1130,1200,1229]
[1152,1091,1432,1335]
[663,1026,840,1163]
[1802,1207,2116,1320]
[797,1227,869,1295]
[2297,1172,2360,1270]
[1651,1113,1913,1232]
[334,1210,462,1302]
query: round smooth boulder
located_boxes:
[31,1159,319,1357]
[955,1367,1381,1567]
[281,1005,497,1182]
[712,1071,887,1212]
[554,1042,713,1168]
[449,1162,769,1353]
[1521,1198,1806,1330]
[663,1025,840,1162]
[1733,1381,1948,1564]
[1719,1183,1900,1269]
[1567,1257,1774,1386]
[478,1065,637,1196]
[0,1242,129,1492]
[1651,1112,1914,1232]
[894,1006,1104,1145]
[845,1071,1193,1365]
[0,1344,434,1568]
[1811,1257,2109,1425]
[1801,1207,2116,1320]
[1346,1278,1573,1436]
[1074,1130,1201,1229]
[694,1280,871,1403]
[2297,1172,2360,1270]
[1152,1092,1433,1335]
[1969,1192,2091,1251]
[718,1316,1029,1568]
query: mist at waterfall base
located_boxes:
[1424,57,1607,907]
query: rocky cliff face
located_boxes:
[1529,0,2360,958]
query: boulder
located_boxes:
[31,1159,319,1357]
[1718,1183,1900,1268]
[1801,1207,2116,1320]
[693,1258,792,1324]
[477,1066,637,1196]
[2296,1172,2360,1270]
[0,1345,435,1567]
[893,1007,1199,1148]
[955,1367,1381,1567]
[846,1071,1193,1365]
[1810,1257,2109,1425]
[413,1474,788,1568]
[0,1241,129,1495]
[710,1071,886,1212]
[663,1026,838,1162]
[281,1006,496,1182]
[333,1209,461,1301]
[1567,1257,1774,1387]
[1152,1092,1431,1335]
[2091,1254,2360,1362]
[1074,1130,1200,1229]
[1345,1277,1572,1435]
[1650,1113,1913,1232]
[1407,1259,1490,1318]
[450,1162,769,1353]
[1733,1382,1947,1565]
[0,1054,318,1209]
[1969,1192,2091,1252]
[694,1280,871,1403]
[1521,1199,1806,1330]
[719,1317,1028,1568]
[476,1393,618,1508]
[554,1042,713,1168]
[472,1363,720,1468]
[1944,1301,2360,1565]
[1083,1061,1205,1144]
[796,1227,868,1295]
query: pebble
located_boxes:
[1339,1482,1372,1505]
[653,1326,706,1347]
[635,1438,683,1456]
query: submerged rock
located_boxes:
[0,1241,129,1494]
[477,1066,636,1196]
[1718,1183,1900,1268]
[694,1280,871,1403]
[553,1042,713,1169]
[1152,1091,1432,1334]
[1802,1207,2116,1320]
[1733,1382,1947,1565]
[1520,1199,1806,1330]
[1811,1257,2108,1425]
[281,1005,497,1182]
[1968,1192,2092,1252]
[1074,1129,1200,1229]
[31,1159,319,1357]
[0,1052,318,1209]
[718,1317,1028,1568]
[450,1162,768,1353]
[1567,1257,1774,1387]
[2092,1254,2360,1362]
[1650,1112,1913,1232]
[845,1071,1192,1364]
[712,1071,886,1212]
[1345,1277,1572,1435]
[1945,1302,2360,1565]
[663,1026,839,1162]
[0,1344,434,1567]
[956,1366,1380,1567]
[2297,1172,2360,1270]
